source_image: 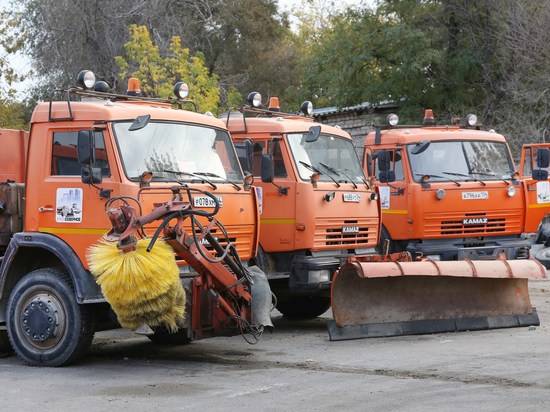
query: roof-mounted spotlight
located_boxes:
[386,113,399,127]
[76,70,96,90]
[300,100,313,116]
[94,80,111,93]
[465,113,478,127]
[173,81,189,100]
[247,91,262,108]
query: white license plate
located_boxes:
[461,191,488,200]
[193,196,223,208]
[343,193,361,202]
[342,226,360,234]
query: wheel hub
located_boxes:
[22,299,58,342]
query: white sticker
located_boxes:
[343,193,361,202]
[537,181,550,204]
[461,191,489,200]
[56,188,83,223]
[379,186,390,209]
[254,186,263,215]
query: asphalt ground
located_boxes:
[1,280,550,411]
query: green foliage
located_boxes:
[0,99,27,129]
[116,25,219,113]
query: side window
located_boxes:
[374,149,404,181]
[235,141,252,174]
[251,142,265,177]
[51,130,110,176]
[269,139,287,178]
[523,148,532,177]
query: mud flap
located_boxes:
[329,259,546,341]
[249,266,274,330]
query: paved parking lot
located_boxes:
[1,281,550,411]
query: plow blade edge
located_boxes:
[328,259,546,341]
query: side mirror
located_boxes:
[379,170,396,183]
[242,139,254,173]
[377,151,391,172]
[533,169,549,181]
[410,140,431,155]
[305,125,321,143]
[81,165,103,184]
[261,154,274,183]
[537,148,550,168]
[77,130,95,165]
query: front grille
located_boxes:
[194,224,254,260]
[314,217,378,250]
[423,210,522,237]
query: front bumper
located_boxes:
[288,255,343,294]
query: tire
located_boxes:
[276,296,331,320]
[534,247,550,270]
[6,268,95,366]
[147,327,190,345]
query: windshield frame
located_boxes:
[285,132,366,184]
[406,139,515,183]
[111,119,245,184]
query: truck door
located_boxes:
[519,144,550,233]
[35,127,119,264]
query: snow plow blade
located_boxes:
[328,259,546,341]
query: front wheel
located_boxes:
[6,268,95,366]
[276,296,331,320]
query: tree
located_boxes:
[115,25,219,112]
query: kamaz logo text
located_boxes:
[462,217,488,225]
[342,226,360,233]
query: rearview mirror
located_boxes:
[377,151,391,172]
[305,125,321,143]
[261,154,274,183]
[77,130,95,165]
[533,169,549,181]
[537,148,550,168]
[128,114,151,131]
[410,140,431,155]
[81,165,103,184]
[379,170,396,183]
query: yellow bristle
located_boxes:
[87,238,185,331]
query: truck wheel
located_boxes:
[147,327,190,345]
[6,268,94,366]
[277,296,331,320]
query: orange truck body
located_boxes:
[363,125,532,260]
[227,113,379,316]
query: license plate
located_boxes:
[463,217,488,225]
[342,226,360,234]
[193,195,223,208]
[343,193,361,202]
[461,191,488,200]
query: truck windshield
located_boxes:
[287,133,365,183]
[113,121,243,182]
[407,140,514,182]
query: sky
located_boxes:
[1,0,368,97]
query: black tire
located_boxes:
[147,327,190,345]
[6,268,94,366]
[276,296,331,320]
[534,247,550,270]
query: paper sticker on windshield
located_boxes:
[193,195,223,208]
[56,188,83,223]
[254,186,263,215]
[536,181,550,204]
[379,186,390,209]
[461,191,488,200]
[343,193,361,202]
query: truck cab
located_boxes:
[363,111,530,261]
[227,95,379,319]
[0,74,260,365]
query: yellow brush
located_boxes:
[87,238,185,332]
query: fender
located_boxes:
[0,232,104,304]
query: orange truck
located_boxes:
[0,72,272,366]
[362,110,535,261]
[226,94,380,319]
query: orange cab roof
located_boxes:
[365,126,507,146]
[226,115,351,140]
[31,100,227,129]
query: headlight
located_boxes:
[387,113,399,127]
[300,100,313,116]
[466,114,478,127]
[76,70,96,89]
[173,81,189,99]
[507,185,516,197]
[247,91,262,108]
[436,188,446,200]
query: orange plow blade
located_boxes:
[328,259,547,341]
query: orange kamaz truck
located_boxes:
[226,94,380,319]
[362,110,533,261]
[0,72,272,366]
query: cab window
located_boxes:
[373,149,404,181]
[51,130,110,176]
[268,139,287,178]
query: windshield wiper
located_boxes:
[319,162,358,189]
[415,173,461,186]
[470,170,512,185]
[162,169,217,190]
[193,171,241,191]
[299,160,340,187]
[443,171,486,186]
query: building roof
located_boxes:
[312,100,399,117]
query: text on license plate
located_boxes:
[193,196,223,208]
[461,191,488,200]
[343,193,361,202]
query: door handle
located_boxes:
[38,206,55,212]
